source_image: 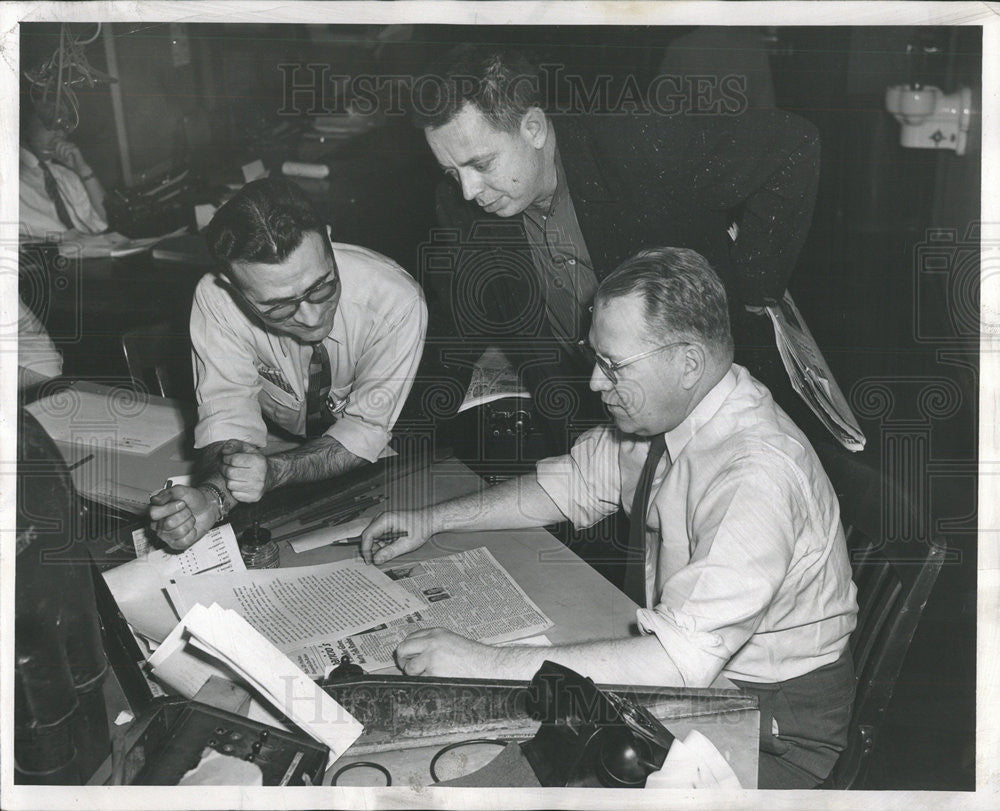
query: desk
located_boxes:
[278,457,760,788]
[32,386,759,788]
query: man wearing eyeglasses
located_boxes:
[415,45,819,457]
[150,178,427,550]
[361,247,857,789]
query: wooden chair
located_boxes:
[121,322,194,401]
[815,442,948,789]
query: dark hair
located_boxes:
[205,177,329,269]
[411,45,542,132]
[596,247,734,357]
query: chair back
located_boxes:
[121,323,194,401]
[816,442,947,789]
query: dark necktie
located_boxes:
[38,158,75,230]
[622,434,670,607]
[305,342,334,437]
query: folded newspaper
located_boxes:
[766,291,866,452]
[458,347,530,413]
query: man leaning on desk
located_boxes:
[150,178,427,549]
[362,247,858,789]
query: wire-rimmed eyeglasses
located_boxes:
[582,340,688,385]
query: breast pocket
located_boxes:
[258,376,303,432]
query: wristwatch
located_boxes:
[200,482,230,522]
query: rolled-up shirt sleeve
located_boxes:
[637,452,801,687]
[536,426,622,528]
[190,277,268,448]
[326,292,427,462]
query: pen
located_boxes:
[67,453,95,471]
[336,530,408,547]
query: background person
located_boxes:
[414,45,820,456]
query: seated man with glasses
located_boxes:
[361,247,857,789]
[150,177,427,550]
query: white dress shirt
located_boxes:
[190,241,426,461]
[18,298,63,379]
[536,365,858,687]
[19,147,107,238]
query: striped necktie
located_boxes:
[305,342,333,437]
[622,434,670,607]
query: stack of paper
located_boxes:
[767,291,866,452]
[103,524,245,644]
[161,603,363,765]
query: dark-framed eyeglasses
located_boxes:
[237,250,341,322]
[583,340,688,385]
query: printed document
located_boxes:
[166,603,364,765]
[289,547,554,676]
[167,559,420,653]
[767,290,866,452]
[103,524,244,642]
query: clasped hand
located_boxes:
[149,440,267,550]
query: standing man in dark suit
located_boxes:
[414,45,820,456]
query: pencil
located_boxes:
[67,453,95,471]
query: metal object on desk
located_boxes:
[113,697,328,786]
[321,671,757,787]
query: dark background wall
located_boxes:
[19,22,981,790]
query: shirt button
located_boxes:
[568,258,576,265]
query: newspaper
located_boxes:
[166,558,421,653]
[458,347,530,413]
[288,547,554,676]
[766,291,866,452]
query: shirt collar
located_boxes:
[526,136,565,216]
[663,365,738,461]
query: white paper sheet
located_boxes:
[288,516,370,553]
[183,603,364,764]
[644,730,742,789]
[103,524,244,642]
[167,558,420,653]
[26,386,186,455]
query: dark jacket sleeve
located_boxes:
[678,110,821,304]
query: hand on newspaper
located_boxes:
[394,627,490,677]
[360,509,432,565]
